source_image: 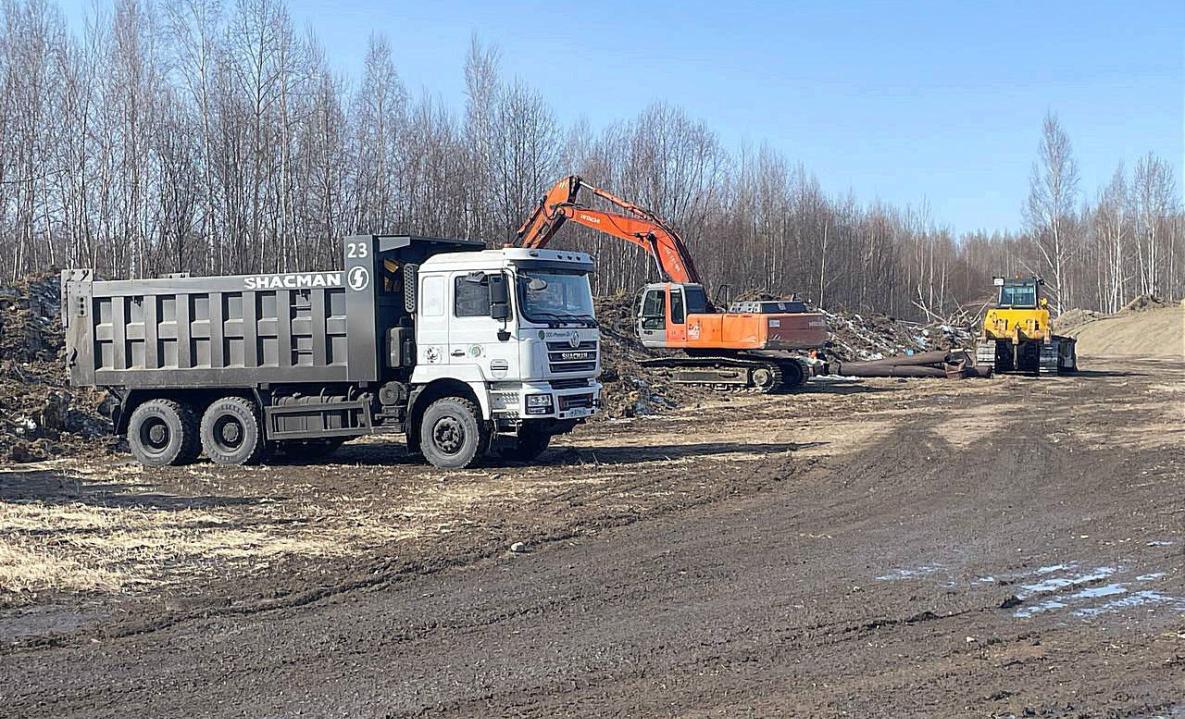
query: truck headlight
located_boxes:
[525,394,553,415]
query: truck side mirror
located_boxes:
[489,273,510,321]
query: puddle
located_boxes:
[1073,590,1176,618]
[875,564,945,581]
[1012,565,1183,620]
[1035,563,1072,575]
[1070,583,1127,599]
[1019,567,1116,596]
[1014,599,1067,619]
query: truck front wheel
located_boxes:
[200,396,266,465]
[127,398,200,467]
[419,397,489,469]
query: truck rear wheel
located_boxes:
[200,396,266,465]
[419,397,489,470]
[127,398,200,467]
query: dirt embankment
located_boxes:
[1059,296,1185,359]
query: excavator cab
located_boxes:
[636,282,711,348]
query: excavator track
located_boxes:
[639,356,809,394]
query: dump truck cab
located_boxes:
[976,276,1076,375]
[407,246,600,437]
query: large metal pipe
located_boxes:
[835,362,948,377]
[833,349,988,379]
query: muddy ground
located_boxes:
[1,357,1183,717]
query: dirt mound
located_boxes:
[1120,294,1168,314]
[1063,304,1184,359]
[0,272,112,463]
[1054,308,1104,333]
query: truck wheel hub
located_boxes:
[216,418,242,446]
[145,422,169,448]
[433,417,464,454]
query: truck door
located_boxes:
[415,273,450,370]
[636,286,668,347]
[448,271,518,380]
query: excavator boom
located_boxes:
[515,175,702,285]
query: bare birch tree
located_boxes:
[1025,112,1079,314]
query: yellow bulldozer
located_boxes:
[975,276,1077,375]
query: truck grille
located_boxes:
[546,340,598,374]
[559,393,595,411]
[549,378,590,390]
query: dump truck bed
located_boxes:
[62,269,357,389]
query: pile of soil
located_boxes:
[821,309,973,363]
[1053,308,1104,333]
[1120,294,1168,313]
[1060,296,1184,359]
[0,272,112,462]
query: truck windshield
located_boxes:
[999,284,1037,308]
[517,270,595,325]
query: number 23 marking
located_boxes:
[347,242,368,258]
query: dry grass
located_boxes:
[0,448,684,601]
[0,494,418,599]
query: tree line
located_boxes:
[1,0,1180,319]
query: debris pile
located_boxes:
[821,309,974,363]
[0,272,112,462]
[593,294,714,418]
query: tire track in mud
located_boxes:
[5,439,816,651]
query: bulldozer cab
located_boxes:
[994,277,1045,309]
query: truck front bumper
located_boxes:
[490,379,602,422]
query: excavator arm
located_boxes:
[514,175,703,285]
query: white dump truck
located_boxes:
[62,235,601,469]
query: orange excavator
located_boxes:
[515,176,829,392]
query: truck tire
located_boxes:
[419,396,489,469]
[200,396,266,465]
[500,428,551,463]
[127,398,200,467]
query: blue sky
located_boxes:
[62,0,1185,234]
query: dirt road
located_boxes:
[2,359,1183,717]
